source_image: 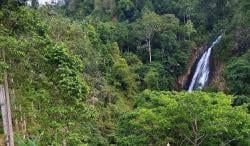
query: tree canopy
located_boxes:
[0,0,249,145]
[116,91,250,145]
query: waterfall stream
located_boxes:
[188,35,222,92]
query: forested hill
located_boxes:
[0,0,249,145]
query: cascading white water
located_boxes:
[188,35,222,92]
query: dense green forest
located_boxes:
[0,0,249,145]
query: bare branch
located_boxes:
[197,134,207,146]
[184,133,195,145]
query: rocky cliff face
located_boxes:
[176,46,206,90]
[209,28,250,92]
[209,61,227,91]
[176,44,227,91]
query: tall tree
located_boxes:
[134,12,165,63]
[177,0,197,23]
[31,0,39,8]
[185,19,196,40]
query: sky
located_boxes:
[38,0,53,5]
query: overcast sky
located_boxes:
[38,0,52,5]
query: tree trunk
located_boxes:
[2,50,14,146]
[161,48,164,62]
[147,39,152,63]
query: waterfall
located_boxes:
[188,35,222,92]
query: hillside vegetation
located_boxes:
[0,0,249,145]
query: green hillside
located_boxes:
[0,0,249,145]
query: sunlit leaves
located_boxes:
[46,44,88,101]
[117,91,250,145]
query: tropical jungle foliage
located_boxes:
[0,0,249,145]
